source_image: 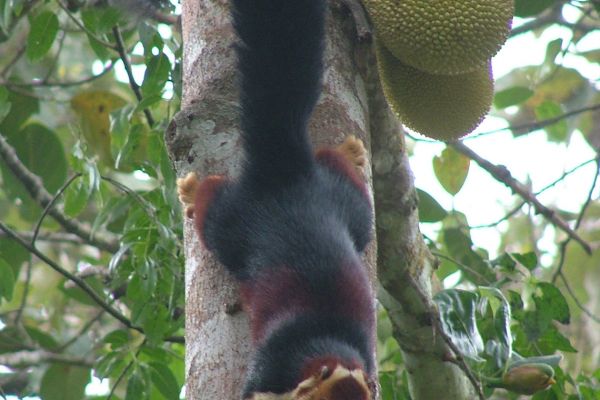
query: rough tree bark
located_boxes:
[165,0,476,399]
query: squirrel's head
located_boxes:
[250,359,372,400]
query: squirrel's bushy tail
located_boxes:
[231,0,326,186]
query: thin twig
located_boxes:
[0,222,184,344]
[32,174,83,245]
[431,252,493,284]
[151,10,179,26]
[57,1,118,50]
[0,350,94,368]
[509,6,561,37]
[451,141,592,255]
[58,309,105,351]
[13,258,32,325]
[552,158,600,282]
[0,222,185,344]
[406,103,600,144]
[2,62,114,87]
[475,103,600,139]
[0,45,26,77]
[112,26,156,127]
[558,272,600,324]
[14,174,83,324]
[42,31,66,83]
[0,231,84,244]
[0,222,132,328]
[0,134,119,252]
[470,158,597,229]
[107,361,133,400]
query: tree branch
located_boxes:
[470,157,597,229]
[479,103,600,138]
[150,9,180,26]
[407,103,600,143]
[111,26,156,128]
[0,222,185,344]
[367,46,481,397]
[0,350,94,368]
[509,7,561,37]
[1,62,114,87]
[0,134,119,252]
[0,231,84,244]
[450,141,592,254]
[0,222,129,325]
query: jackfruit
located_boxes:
[376,41,493,140]
[364,0,513,75]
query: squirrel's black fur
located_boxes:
[184,0,375,398]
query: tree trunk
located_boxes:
[166,0,476,399]
[167,1,375,398]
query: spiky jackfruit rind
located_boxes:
[376,41,493,140]
[364,0,513,75]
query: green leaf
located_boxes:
[0,89,39,133]
[141,53,171,97]
[0,256,15,301]
[103,329,131,349]
[443,228,494,284]
[535,101,568,142]
[26,11,59,62]
[139,304,170,344]
[433,147,470,195]
[434,289,484,361]
[136,94,162,112]
[494,87,534,109]
[417,189,447,222]
[538,327,577,353]
[0,123,68,221]
[511,252,538,270]
[64,176,91,217]
[2,123,67,192]
[0,86,10,122]
[544,39,563,65]
[126,370,147,400]
[479,287,512,366]
[95,6,121,32]
[492,253,516,272]
[95,351,125,379]
[40,364,90,400]
[149,362,180,400]
[61,276,105,306]
[0,236,28,275]
[0,0,13,35]
[508,290,524,315]
[24,326,59,350]
[514,0,555,17]
[535,282,570,325]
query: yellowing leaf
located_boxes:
[71,91,126,164]
[433,147,470,195]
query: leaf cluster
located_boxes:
[0,1,183,398]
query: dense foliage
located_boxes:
[0,0,599,399]
[0,1,184,398]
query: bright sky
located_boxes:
[413,7,600,269]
